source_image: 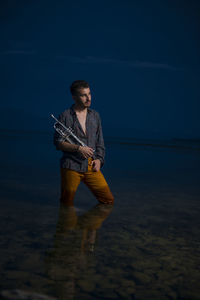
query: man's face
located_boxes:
[73,88,91,108]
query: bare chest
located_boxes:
[76,112,87,135]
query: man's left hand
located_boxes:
[92,159,101,172]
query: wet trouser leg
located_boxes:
[83,160,114,204]
[60,160,114,206]
[60,168,83,206]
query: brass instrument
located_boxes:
[51,114,87,147]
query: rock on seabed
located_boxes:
[0,290,57,300]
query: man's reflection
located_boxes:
[45,203,113,300]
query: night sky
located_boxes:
[0,0,200,139]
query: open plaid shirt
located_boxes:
[53,105,105,172]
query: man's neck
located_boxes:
[74,104,87,114]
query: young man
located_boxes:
[54,80,114,206]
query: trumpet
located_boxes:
[51,114,87,147]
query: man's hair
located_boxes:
[70,80,90,96]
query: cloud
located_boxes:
[56,55,177,70]
[0,50,177,71]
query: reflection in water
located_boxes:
[45,203,113,300]
[1,132,200,299]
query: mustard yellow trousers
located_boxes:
[60,158,114,206]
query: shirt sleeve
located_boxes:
[94,112,105,167]
[53,113,66,150]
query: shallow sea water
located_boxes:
[0,131,200,300]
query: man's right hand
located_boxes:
[78,146,94,158]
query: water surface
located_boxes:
[0,130,200,299]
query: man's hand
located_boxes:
[78,146,94,159]
[92,159,101,172]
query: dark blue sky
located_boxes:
[0,0,200,138]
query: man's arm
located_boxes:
[56,141,79,152]
[57,141,94,159]
[53,113,94,158]
[53,113,80,152]
[93,112,105,167]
